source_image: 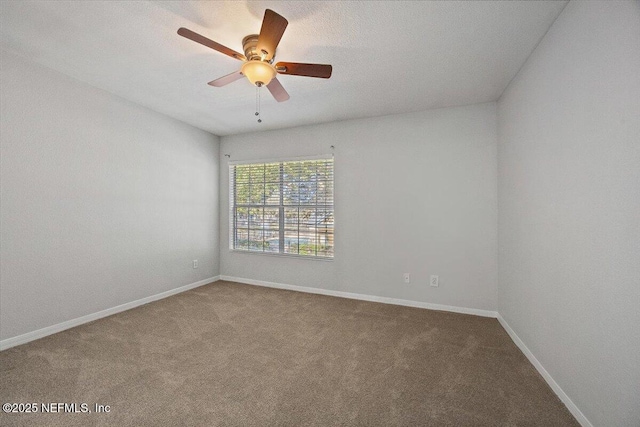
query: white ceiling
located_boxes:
[0,1,567,136]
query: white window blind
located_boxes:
[229,158,334,258]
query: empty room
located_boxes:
[1,1,638,426]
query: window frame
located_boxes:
[228,155,334,261]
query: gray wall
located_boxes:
[497,2,640,426]
[0,50,220,341]
[221,103,498,312]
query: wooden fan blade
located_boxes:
[178,28,246,61]
[275,62,332,79]
[256,9,288,61]
[208,71,244,87]
[266,78,290,102]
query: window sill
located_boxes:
[229,249,334,261]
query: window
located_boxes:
[229,157,334,258]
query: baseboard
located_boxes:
[219,275,498,318]
[2,274,589,426]
[496,314,592,427]
[0,275,221,351]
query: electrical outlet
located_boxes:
[430,275,439,287]
[193,260,198,269]
[403,273,410,284]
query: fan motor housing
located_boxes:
[242,34,275,62]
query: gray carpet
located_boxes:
[0,281,578,426]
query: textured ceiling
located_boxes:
[0,1,567,136]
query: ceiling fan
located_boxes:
[177,9,332,102]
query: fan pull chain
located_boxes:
[255,86,262,123]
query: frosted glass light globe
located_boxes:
[241,60,277,86]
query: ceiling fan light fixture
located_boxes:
[241,60,276,86]
[178,9,331,103]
